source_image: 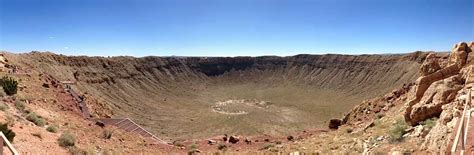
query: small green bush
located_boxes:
[47,125,58,133]
[0,123,15,142]
[189,143,198,149]
[0,76,18,96]
[188,143,199,154]
[421,117,437,131]
[389,119,408,143]
[26,112,46,127]
[102,130,113,139]
[14,100,25,111]
[58,132,76,147]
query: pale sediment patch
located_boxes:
[212,99,270,115]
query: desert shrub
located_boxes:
[0,123,15,142]
[14,100,25,111]
[47,125,58,133]
[0,102,8,111]
[26,112,46,127]
[217,144,227,150]
[421,117,437,131]
[389,119,408,142]
[189,143,198,149]
[58,132,76,147]
[188,143,199,154]
[0,76,18,96]
[102,130,113,139]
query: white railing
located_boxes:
[0,132,19,155]
[451,89,472,154]
[94,118,167,144]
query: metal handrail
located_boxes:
[0,132,19,155]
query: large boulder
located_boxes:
[228,135,240,144]
[449,42,470,67]
[329,119,342,129]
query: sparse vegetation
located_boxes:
[0,123,15,142]
[421,117,438,131]
[389,119,408,143]
[26,112,46,127]
[58,132,76,147]
[47,125,59,133]
[15,100,25,111]
[189,143,198,149]
[102,129,113,139]
[0,76,18,96]
[188,143,199,154]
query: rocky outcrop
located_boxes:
[407,75,463,125]
[404,42,472,126]
[342,83,413,125]
[419,53,441,76]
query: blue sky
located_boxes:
[0,0,473,56]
